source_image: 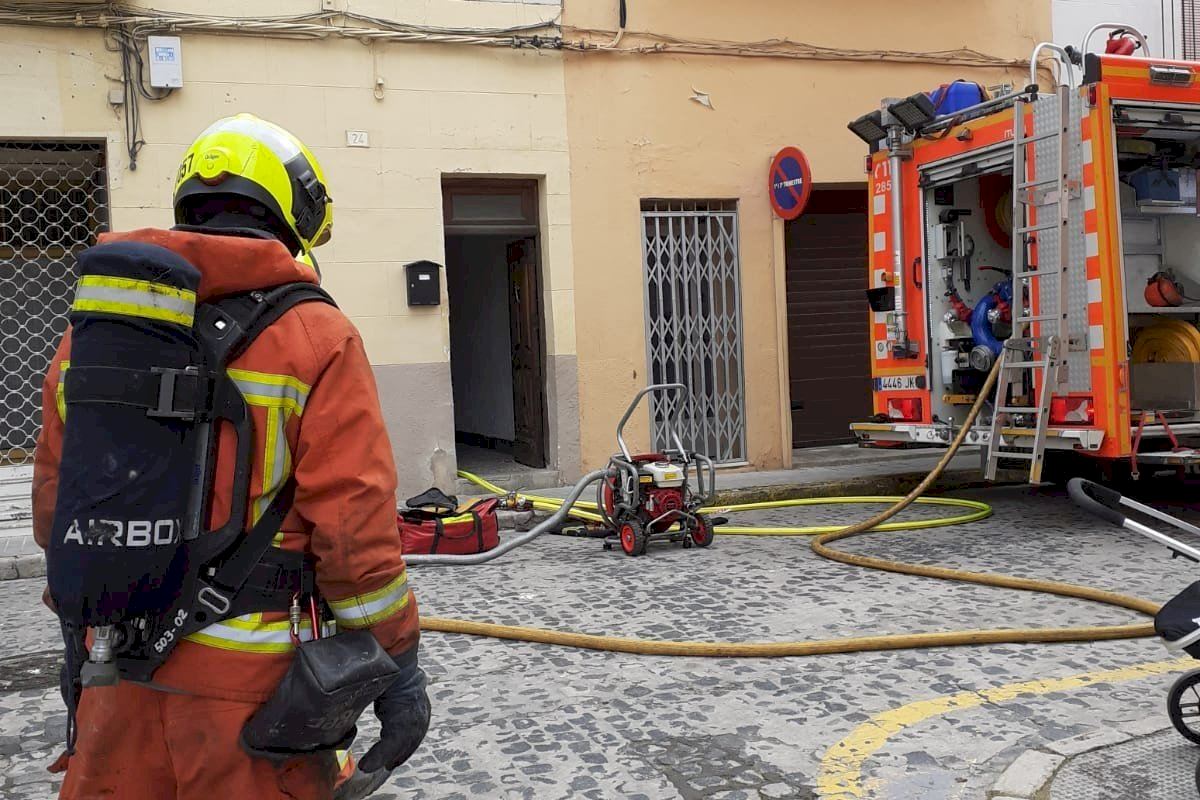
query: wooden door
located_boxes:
[507,238,547,467]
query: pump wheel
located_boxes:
[690,514,714,548]
[619,520,647,556]
[1168,669,1200,745]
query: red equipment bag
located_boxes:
[398,492,501,556]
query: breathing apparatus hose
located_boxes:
[420,358,1160,656]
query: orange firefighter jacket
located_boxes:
[32,228,420,703]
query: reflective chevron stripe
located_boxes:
[228,368,310,417]
[228,369,309,539]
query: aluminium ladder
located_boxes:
[984,84,1073,483]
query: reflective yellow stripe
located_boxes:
[272,431,294,545]
[55,361,70,422]
[73,276,196,326]
[328,574,411,629]
[228,368,311,417]
[78,275,196,303]
[184,613,314,654]
[256,405,283,527]
[228,368,311,395]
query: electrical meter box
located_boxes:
[147,36,183,89]
[405,261,441,306]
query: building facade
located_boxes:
[15,1,1170,498]
[561,0,1053,472]
[0,0,576,496]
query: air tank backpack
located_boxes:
[47,239,396,757]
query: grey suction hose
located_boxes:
[403,469,609,566]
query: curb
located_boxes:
[986,718,1174,798]
[0,553,45,582]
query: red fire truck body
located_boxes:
[849,26,1200,479]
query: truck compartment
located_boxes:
[922,169,1015,428]
[1116,106,1200,416]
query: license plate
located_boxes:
[873,375,926,391]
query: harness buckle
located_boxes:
[198,586,232,616]
[148,366,209,421]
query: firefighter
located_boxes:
[32,113,431,799]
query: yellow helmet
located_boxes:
[173,113,333,255]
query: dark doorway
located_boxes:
[785,185,872,447]
[443,179,548,470]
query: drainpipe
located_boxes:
[886,125,913,358]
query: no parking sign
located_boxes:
[768,146,812,220]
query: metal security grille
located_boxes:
[1185,0,1200,60]
[0,141,109,466]
[640,199,746,463]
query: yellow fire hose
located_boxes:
[420,359,1159,656]
[450,475,994,537]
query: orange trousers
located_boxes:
[57,681,338,800]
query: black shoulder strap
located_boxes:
[196,282,336,367]
[188,283,336,612]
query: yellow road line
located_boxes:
[816,656,1195,799]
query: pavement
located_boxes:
[1047,728,1198,798]
[5,481,1200,798]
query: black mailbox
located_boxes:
[405,260,441,306]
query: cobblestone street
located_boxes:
[3,484,1199,799]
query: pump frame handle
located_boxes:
[616,383,687,462]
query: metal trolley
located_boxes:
[597,384,717,556]
[1069,478,1200,753]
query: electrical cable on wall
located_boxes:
[105,24,174,171]
[562,27,1033,70]
[0,4,564,49]
[0,2,1038,71]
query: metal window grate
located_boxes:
[1185,0,1200,60]
[0,141,109,467]
[640,199,746,463]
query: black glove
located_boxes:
[358,648,431,774]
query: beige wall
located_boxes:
[0,0,575,492]
[563,0,1052,471]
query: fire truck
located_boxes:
[847,23,1200,482]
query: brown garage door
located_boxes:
[785,187,871,448]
